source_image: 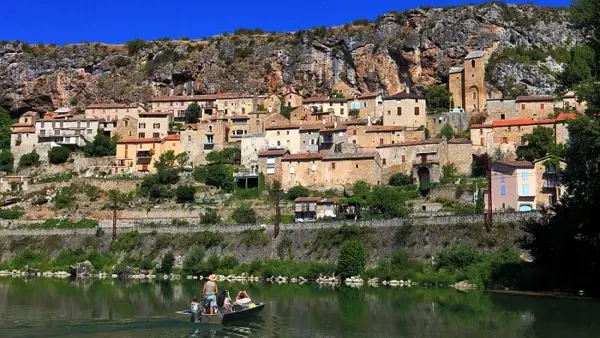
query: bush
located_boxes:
[200,209,220,225]
[48,146,72,164]
[83,131,117,157]
[337,240,367,279]
[19,150,40,168]
[175,185,196,203]
[0,207,25,219]
[286,184,311,200]
[125,38,149,55]
[158,250,175,274]
[182,245,205,276]
[205,164,235,192]
[53,187,74,209]
[441,123,454,140]
[437,246,482,271]
[388,173,413,186]
[232,204,257,224]
[240,229,270,247]
[0,150,14,173]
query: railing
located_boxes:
[233,170,258,178]
[543,180,559,188]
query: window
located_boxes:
[340,108,344,115]
[139,123,146,129]
[153,132,160,138]
[387,110,391,115]
[401,155,406,163]
[500,186,506,195]
[522,172,528,180]
[500,114,505,120]
[379,138,384,145]
[397,107,402,116]
[540,103,545,110]
[521,104,526,111]
[500,176,505,183]
[508,126,511,132]
[290,166,295,174]
[277,141,281,146]
[414,107,420,116]
[353,129,357,136]
[382,159,386,165]
[187,135,192,142]
[153,123,160,129]
[128,131,132,136]
[266,157,275,174]
[352,140,356,144]
[286,130,290,135]
[329,102,333,106]
[87,129,92,135]
[331,163,336,169]
[522,184,530,195]
[138,132,146,138]
[355,165,359,168]
[311,163,316,172]
[277,131,280,135]
[502,137,508,144]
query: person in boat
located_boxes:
[190,296,200,322]
[217,289,233,312]
[235,290,252,306]
[202,274,219,314]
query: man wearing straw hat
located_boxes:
[202,274,219,314]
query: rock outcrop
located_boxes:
[0,3,578,116]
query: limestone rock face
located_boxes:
[0,4,578,116]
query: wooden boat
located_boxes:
[177,303,265,324]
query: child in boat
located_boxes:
[190,297,200,322]
[217,289,233,312]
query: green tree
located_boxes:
[48,146,72,164]
[521,116,600,294]
[365,186,410,218]
[205,148,240,165]
[184,102,201,123]
[286,184,310,200]
[440,123,454,140]
[232,203,257,224]
[516,126,565,162]
[388,173,413,186]
[558,45,595,91]
[154,150,188,171]
[200,209,221,225]
[83,131,117,157]
[0,107,13,150]
[158,250,175,274]
[205,164,234,192]
[337,240,366,279]
[18,150,40,168]
[182,245,205,276]
[426,85,451,111]
[0,150,14,173]
[175,185,196,203]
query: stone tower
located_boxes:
[447,50,487,114]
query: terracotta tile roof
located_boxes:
[139,111,171,116]
[11,127,36,134]
[320,126,346,133]
[248,110,268,115]
[491,118,557,127]
[516,95,555,102]
[377,138,443,148]
[365,126,405,132]
[117,138,162,144]
[265,124,299,131]
[448,138,471,144]
[470,123,493,128]
[299,123,324,131]
[323,152,378,160]
[556,113,577,121]
[303,96,329,104]
[164,134,180,141]
[319,197,340,204]
[294,196,321,202]
[87,103,134,109]
[258,149,288,157]
[11,122,34,127]
[344,118,368,125]
[358,92,379,99]
[282,153,326,161]
[217,92,253,99]
[494,160,534,169]
[151,95,218,102]
[384,92,425,100]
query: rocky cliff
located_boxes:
[0,3,579,116]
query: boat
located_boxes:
[177,303,265,324]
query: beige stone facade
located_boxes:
[264,94,281,113]
[137,112,170,139]
[258,149,288,185]
[346,125,406,150]
[216,93,258,115]
[280,152,382,191]
[85,103,147,121]
[240,134,268,170]
[303,97,348,120]
[180,122,228,166]
[382,92,427,128]
[264,125,301,152]
[283,90,303,109]
[113,116,138,139]
[533,157,566,208]
[150,95,218,120]
[290,106,318,125]
[448,50,487,113]
[247,111,269,134]
[557,91,587,113]
[515,96,555,119]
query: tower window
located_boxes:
[471,60,475,68]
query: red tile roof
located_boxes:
[494,160,534,169]
[556,113,577,121]
[470,123,493,128]
[258,149,288,157]
[87,103,136,109]
[344,118,368,126]
[299,123,324,131]
[117,138,162,144]
[139,111,170,116]
[229,115,250,120]
[303,96,329,104]
[377,138,443,148]
[492,118,557,127]
[151,95,218,102]
[358,92,380,99]
[265,124,299,131]
[164,134,180,141]
[282,153,326,161]
[516,95,555,102]
[11,127,36,134]
[11,123,34,127]
[323,152,378,160]
[365,126,404,132]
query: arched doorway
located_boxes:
[469,86,479,112]
[417,167,430,187]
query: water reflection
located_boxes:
[1,278,600,338]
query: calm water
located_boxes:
[1,278,599,338]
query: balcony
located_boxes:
[320,136,334,144]
[136,150,152,161]
[543,180,559,188]
[204,141,215,150]
[233,169,258,179]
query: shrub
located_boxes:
[232,204,257,224]
[240,229,270,247]
[19,150,40,168]
[184,102,200,123]
[388,173,413,186]
[220,256,239,270]
[0,207,24,219]
[175,185,196,203]
[437,246,482,271]
[182,245,205,276]
[53,187,74,209]
[125,38,149,55]
[337,240,367,279]
[0,150,14,173]
[83,132,117,157]
[441,123,454,140]
[48,146,72,164]
[200,209,220,225]
[158,250,175,274]
[286,184,311,200]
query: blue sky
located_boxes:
[0,0,570,44]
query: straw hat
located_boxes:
[208,274,217,281]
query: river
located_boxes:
[0,278,599,337]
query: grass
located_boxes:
[27,219,99,229]
[0,207,25,219]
